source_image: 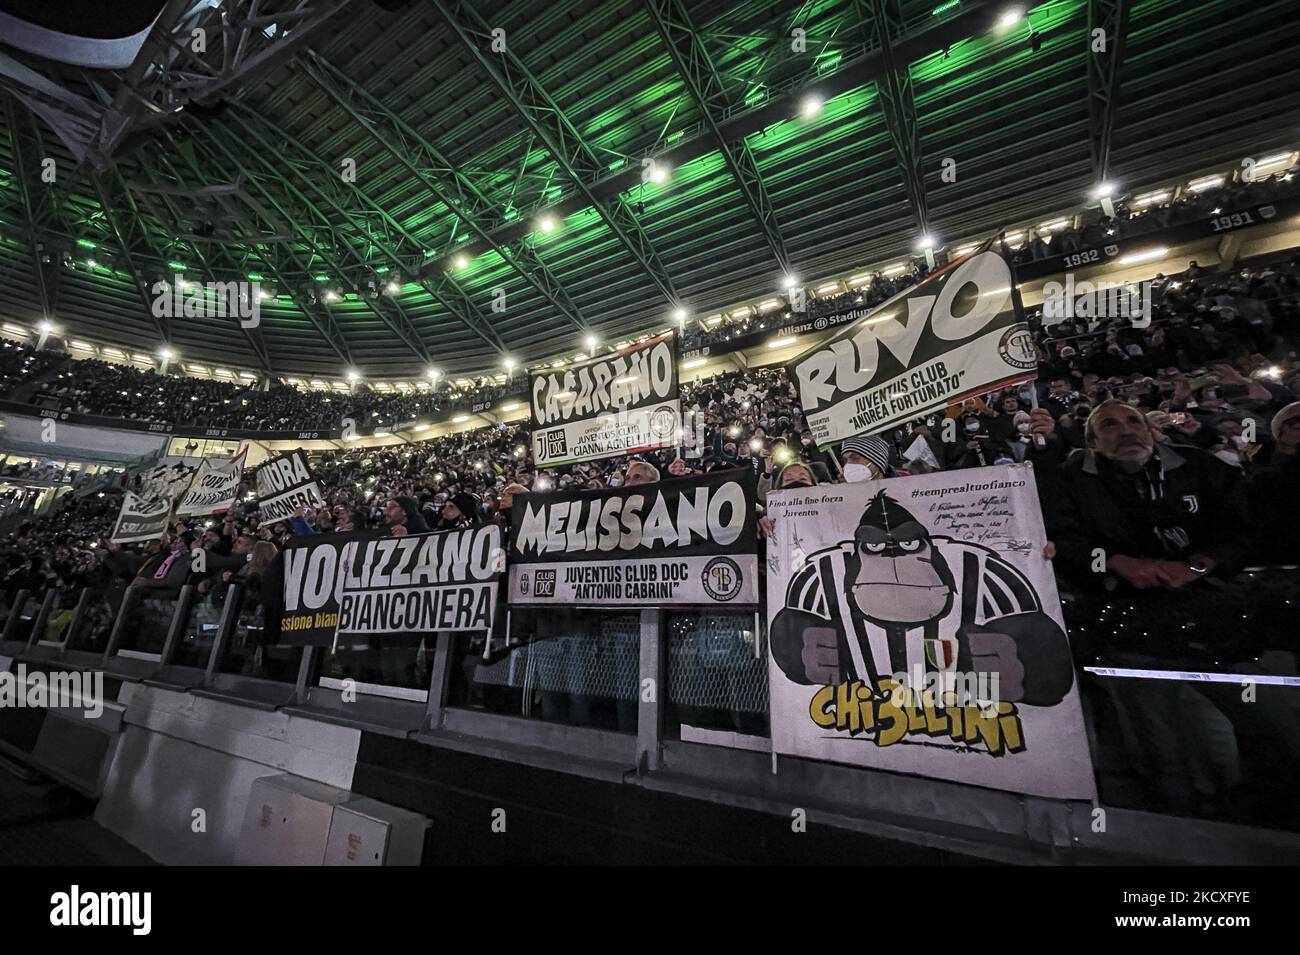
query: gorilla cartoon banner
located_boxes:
[764,464,1095,799]
[788,246,1038,447]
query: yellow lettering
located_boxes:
[876,678,907,746]
[809,685,836,728]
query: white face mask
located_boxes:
[1213,449,1241,467]
[609,477,622,487]
[843,462,875,483]
[1016,422,1032,434]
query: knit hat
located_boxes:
[1270,401,1300,442]
[841,435,891,475]
[445,492,482,524]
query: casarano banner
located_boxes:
[530,333,680,467]
[508,468,759,607]
[789,247,1037,447]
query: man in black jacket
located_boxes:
[1045,399,1249,594]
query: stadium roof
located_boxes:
[1,0,1298,379]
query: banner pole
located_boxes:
[998,227,1046,444]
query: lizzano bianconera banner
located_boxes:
[508,468,758,607]
[764,463,1095,799]
[530,333,680,467]
[789,245,1038,447]
[268,526,503,647]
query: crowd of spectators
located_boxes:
[1015,171,1297,264]
[0,338,65,397]
[19,358,459,431]
[2,246,1299,826]
[6,249,1299,599]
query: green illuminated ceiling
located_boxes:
[0,0,1297,378]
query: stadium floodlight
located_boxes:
[647,163,669,184]
[537,215,556,233]
[1117,247,1168,266]
[324,290,340,302]
[916,234,936,251]
[453,254,469,269]
[86,258,97,269]
[159,347,174,360]
[781,274,799,290]
[1187,174,1224,193]
[673,307,687,323]
[37,320,55,334]
[346,369,360,382]
[1091,181,1116,199]
[800,94,823,117]
[386,281,401,294]
[426,368,440,380]
[504,357,516,372]
[997,7,1023,28]
[584,334,598,352]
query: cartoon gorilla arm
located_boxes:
[958,611,1075,706]
[770,607,844,685]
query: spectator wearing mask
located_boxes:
[839,435,892,482]
[993,408,1064,465]
[944,411,998,469]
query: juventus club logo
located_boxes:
[701,557,743,601]
[1182,494,1200,513]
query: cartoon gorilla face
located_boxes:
[849,518,953,625]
